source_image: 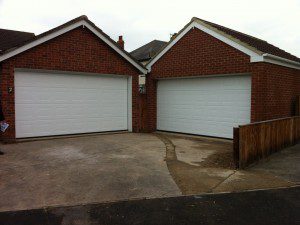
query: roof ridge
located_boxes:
[35,15,90,37]
[130,39,166,54]
[192,17,265,42]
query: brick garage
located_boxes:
[144,17,300,138]
[0,16,146,141]
[1,16,300,141]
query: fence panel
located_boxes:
[235,116,300,168]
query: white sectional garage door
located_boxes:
[15,71,130,138]
[157,75,251,138]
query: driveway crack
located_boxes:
[210,170,237,192]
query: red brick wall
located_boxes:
[146,28,300,132]
[150,28,251,78]
[251,62,300,122]
[0,26,141,141]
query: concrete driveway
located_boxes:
[0,132,299,212]
[0,133,180,212]
[158,133,298,195]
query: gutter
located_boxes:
[262,53,300,69]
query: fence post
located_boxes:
[233,127,240,169]
[295,96,300,116]
[291,117,294,144]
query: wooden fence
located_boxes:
[233,116,300,169]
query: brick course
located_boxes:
[0,26,141,141]
[251,62,300,122]
[146,28,300,132]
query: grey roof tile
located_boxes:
[131,40,167,61]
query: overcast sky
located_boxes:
[0,0,299,56]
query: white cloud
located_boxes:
[0,0,299,56]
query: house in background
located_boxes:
[142,17,300,138]
[130,40,167,64]
[0,16,147,141]
[0,29,35,54]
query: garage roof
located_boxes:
[193,17,300,63]
[0,16,147,74]
[147,17,300,70]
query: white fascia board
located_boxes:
[0,20,147,74]
[82,21,147,74]
[193,22,262,60]
[146,20,300,71]
[146,22,196,72]
[146,21,262,71]
[0,20,84,62]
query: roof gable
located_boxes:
[0,16,147,74]
[147,18,300,71]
